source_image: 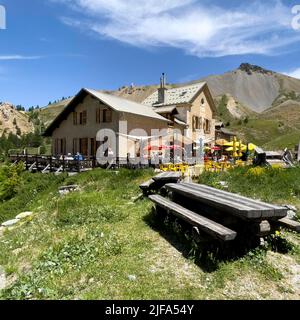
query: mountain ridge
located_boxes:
[1,63,300,149]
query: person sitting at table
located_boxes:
[74,152,84,161]
[65,153,74,161]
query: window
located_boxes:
[73,138,78,154]
[103,109,112,123]
[79,111,87,125]
[73,112,78,125]
[96,108,101,124]
[201,98,205,105]
[55,138,66,155]
[192,116,202,131]
[90,138,95,156]
[54,139,59,155]
[204,119,211,134]
[79,138,88,156]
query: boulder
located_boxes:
[16,211,33,220]
[128,275,137,282]
[0,266,6,290]
[1,219,20,227]
[287,210,297,220]
[284,205,297,212]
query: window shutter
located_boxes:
[103,109,112,123]
[96,109,100,123]
[107,109,112,122]
[73,112,77,125]
[82,111,87,125]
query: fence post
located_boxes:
[50,156,52,173]
[25,150,28,171]
[36,154,39,171]
[62,155,65,172]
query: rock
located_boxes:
[287,210,297,220]
[16,211,33,220]
[0,266,6,290]
[219,181,228,188]
[59,185,80,196]
[68,172,78,177]
[284,205,297,212]
[1,219,20,227]
[128,275,137,282]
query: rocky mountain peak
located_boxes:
[238,63,273,75]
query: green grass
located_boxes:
[0,168,300,300]
[0,170,66,223]
[199,166,300,207]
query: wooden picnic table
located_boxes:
[165,183,287,220]
[152,172,182,182]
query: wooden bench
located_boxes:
[277,217,300,232]
[152,172,182,183]
[166,183,287,220]
[139,179,155,195]
[139,172,182,196]
[149,194,237,241]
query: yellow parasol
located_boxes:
[216,139,230,146]
[233,137,238,158]
[241,143,257,151]
[226,146,241,152]
[238,140,243,157]
[224,141,244,147]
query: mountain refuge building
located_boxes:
[44,76,217,159]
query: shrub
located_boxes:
[0,162,24,201]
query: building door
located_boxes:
[79,138,88,156]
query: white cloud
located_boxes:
[0,55,42,60]
[53,0,300,57]
[285,68,300,79]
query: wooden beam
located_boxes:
[181,183,287,218]
[277,218,300,232]
[166,183,262,219]
[149,194,237,241]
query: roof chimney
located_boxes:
[158,73,167,104]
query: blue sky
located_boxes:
[1,0,300,108]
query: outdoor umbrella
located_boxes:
[216,139,230,146]
[143,145,160,151]
[241,143,257,151]
[211,146,221,151]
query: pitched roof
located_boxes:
[216,128,235,136]
[154,106,178,114]
[86,89,169,121]
[174,118,188,127]
[142,83,206,106]
[43,88,169,136]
